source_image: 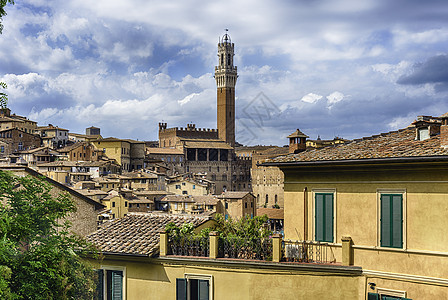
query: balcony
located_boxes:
[160,232,342,265]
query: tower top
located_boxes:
[220,29,232,44]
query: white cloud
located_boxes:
[178,93,199,106]
[326,91,344,104]
[301,93,323,103]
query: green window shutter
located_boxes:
[381,195,392,247]
[315,193,325,242]
[368,292,380,300]
[198,279,209,300]
[324,194,334,243]
[95,269,104,300]
[176,278,187,300]
[315,193,334,242]
[392,195,403,248]
[381,194,403,248]
[110,270,123,300]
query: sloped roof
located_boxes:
[86,213,210,256]
[146,147,184,155]
[287,129,309,139]
[182,139,233,149]
[265,127,448,165]
[217,191,253,199]
[257,208,284,220]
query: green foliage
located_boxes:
[0,170,98,299]
[0,0,15,34]
[0,82,7,111]
[165,214,272,241]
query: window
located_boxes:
[112,202,115,208]
[380,194,403,248]
[124,202,127,207]
[225,202,228,209]
[0,146,4,153]
[193,185,196,190]
[176,185,181,189]
[182,191,188,195]
[315,193,334,243]
[176,274,212,300]
[96,267,125,300]
[18,142,23,150]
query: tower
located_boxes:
[215,31,237,147]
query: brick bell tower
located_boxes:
[215,30,237,147]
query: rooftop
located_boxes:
[257,208,284,220]
[265,126,448,166]
[218,191,252,199]
[86,213,211,256]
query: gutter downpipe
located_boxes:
[304,187,308,241]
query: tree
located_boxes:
[0,170,99,299]
[0,0,14,34]
[0,82,7,111]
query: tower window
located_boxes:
[227,54,231,65]
[221,54,224,65]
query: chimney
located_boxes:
[412,115,441,141]
[287,129,309,154]
[441,113,448,148]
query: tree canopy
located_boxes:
[0,0,14,34]
[0,170,99,299]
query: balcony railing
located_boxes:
[283,240,336,264]
[168,235,209,257]
[161,232,354,266]
[221,236,272,260]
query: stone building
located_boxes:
[148,32,251,194]
[92,137,145,172]
[0,108,38,134]
[38,124,69,149]
[0,128,41,156]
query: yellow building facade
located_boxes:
[265,115,448,299]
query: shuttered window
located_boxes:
[380,194,403,248]
[176,278,187,300]
[315,193,334,242]
[176,278,210,300]
[106,270,123,300]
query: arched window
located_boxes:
[275,194,278,204]
[265,194,268,205]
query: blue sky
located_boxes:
[1,0,448,145]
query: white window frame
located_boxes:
[311,188,337,243]
[184,273,213,300]
[376,189,406,250]
[100,265,126,300]
[377,287,407,298]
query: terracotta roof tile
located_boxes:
[267,127,448,164]
[86,213,210,256]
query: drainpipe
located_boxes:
[303,187,308,241]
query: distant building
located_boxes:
[149,33,251,194]
[92,137,145,172]
[86,126,100,136]
[38,124,69,149]
[0,108,38,134]
[217,191,256,220]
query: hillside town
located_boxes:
[2,22,448,299]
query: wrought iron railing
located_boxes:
[282,240,336,264]
[168,235,209,257]
[221,236,272,261]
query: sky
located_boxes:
[1,0,448,146]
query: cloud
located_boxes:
[397,55,448,92]
[2,0,448,145]
[301,93,323,103]
[326,91,344,105]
